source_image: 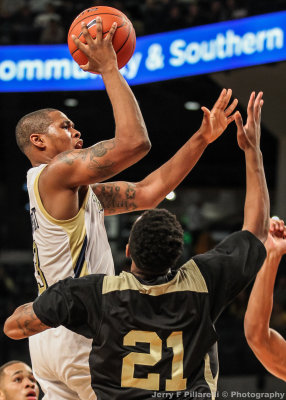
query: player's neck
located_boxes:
[30,153,54,167]
[130,262,152,280]
[130,262,169,281]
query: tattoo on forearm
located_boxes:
[15,304,47,337]
[97,183,137,213]
[56,140,116,175]
[89,141,115,157]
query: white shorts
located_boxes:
[29,326,96,400]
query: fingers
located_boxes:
[106,22,117,42]
[79,63,90,71]
[72,34,88,53]
[201,106,210,116]
[226,112,237,125]
[270,217,285,233]
[81,22,94,47]
[72,22,95,52]
[221,88,233,110]
[212,88,227,110]
[246,91,263,127]
[234,111,243,131]
[72,17,116,51]
[225,98,238,117]
[213,88,229,110]
[96,17,102,42]
[253,91,263,122]
[270,217,286,239]
[201,106,210,123]
[246,91,255,123]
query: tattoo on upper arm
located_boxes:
[15,304,48,337]
[56,140,116,174]
[57,150,86,165]
[96,183,137,213]
[126,186,136,199]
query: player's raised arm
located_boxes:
[43,18,150,188]
[92,89,238,215]
[235,92,269,242]
[244,218,286,381]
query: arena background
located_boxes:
[0,0,286,397]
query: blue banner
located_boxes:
[0,11,285,92]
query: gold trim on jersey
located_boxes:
[78,261,88,277]
[34,167,90,226]
[204,353,218,400]
[102,260,208,296]
[64,221,87,276]
[34,166,89,276]
[33,240,48,294]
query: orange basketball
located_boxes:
[67,6,136,71]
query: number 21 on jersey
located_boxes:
[121,330,186,391]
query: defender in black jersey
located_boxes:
[37,226,266,400]
[5,92,270,399]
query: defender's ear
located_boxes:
[125,243,131,258]
[30,134,46,149]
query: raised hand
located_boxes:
[266,217,286,255]
[234,91,264,151]
[72,18,118,74]
[199,88,238,144]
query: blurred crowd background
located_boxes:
[0,0,285,45]
[0,0,286,394]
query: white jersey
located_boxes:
[27,164,114,293]
[27,164,114,400]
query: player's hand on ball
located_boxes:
[199,88,238,144]
[72,18,118,74]
[235,91,263,151]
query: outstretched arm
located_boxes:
[93,89,238,215]
[244,218,286,381]
[4,276,101,341]
[4,303,50,340]
[235,92,269,243]
[45,19,150,188]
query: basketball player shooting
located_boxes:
[12,18,238,400]
[5,92,269,399]
[14,18,151,400]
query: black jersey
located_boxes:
[33,230,265,400]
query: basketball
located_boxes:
[67,6,136,70]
